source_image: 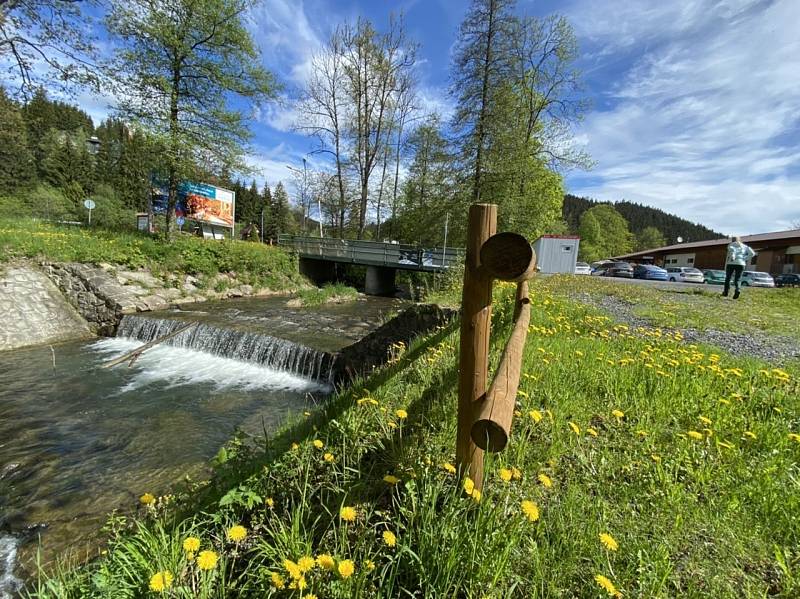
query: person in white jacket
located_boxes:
[723,236,755,299]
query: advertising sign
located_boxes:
[151,179,235,228]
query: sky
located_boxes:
[54,0,800,235]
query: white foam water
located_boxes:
[0,535,21,599]
[91,338,332,394]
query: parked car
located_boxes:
[600,261,634,278]
[633,264,668,281]
[741,271,775,287]
[703,269,726,285]
[666,266,704,283]
[775,273,800,288]
[590,260,614,275]
[574,262,592,275]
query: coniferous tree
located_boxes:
[261,183,273,242]
[270,182,292,240]
[0,89,36,190]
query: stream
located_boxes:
[0,294,402,596]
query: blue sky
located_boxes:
[78,0,800,235]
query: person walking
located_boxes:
[723,236,755,299]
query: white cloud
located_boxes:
[565,0,800,234]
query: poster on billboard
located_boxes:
[151,179,235,228]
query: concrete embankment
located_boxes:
[0,265,93,351]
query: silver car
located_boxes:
[741,271,775,287]
[574,262,592,275]
[666,267,704,283]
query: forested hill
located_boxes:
[563,195,724,244]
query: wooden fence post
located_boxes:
[457,203,497,489]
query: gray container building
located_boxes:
[532,235,581,274]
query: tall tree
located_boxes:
[0,88,35,190]
[578,204,633,262]
[0,0,98,97]
[269,182,292,240]
[106,0,277,237]
[636,226,667,251]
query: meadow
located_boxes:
[27,277,800,598]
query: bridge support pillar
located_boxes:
[365,266,396,296]
[299,257,337,286]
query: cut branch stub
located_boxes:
[479,232,537,282]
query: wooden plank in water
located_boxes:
[101,321,198,369]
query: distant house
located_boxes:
[614,229,800,275]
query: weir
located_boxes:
[117,315,339,385]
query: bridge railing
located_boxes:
[278,235,465,270]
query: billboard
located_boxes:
[152,180,235,228]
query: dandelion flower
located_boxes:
[511,466,522,480]
[529,410,543,423]
[365,559,376,571]
[382,530,397,547]
[586,427,599,437]
[594,574,620,597]
[442,463,456,475]
[291,442,299,450]
[139,492,155,505]
[313,439,324,449]
[499,468,513,482]
[521,500,540,522]
[197,550,218,571]
[599,533,619,551]
[789,433,800,443]
[226,525,247,542]
[383,474,400,484]
[699,416,712,425]
[537,473,553,488]
[395,409,408,419]
[317,554,335,570]
[338,559,355,579]
[340,506,357,522]
[270,572,285,588]
[651,454,661,463]
[568,421,581,435]
[687,430,704,440]
[471,489,482,502]
[611,409,624,419]
[149,571,173,593]
[463,477,475,496]
[324,452,335,462]
[284,559,302,580]
[183,536,200,553]
[266,497,274,508]
[298,555,315,572]
[743,431,757,440]
[304,595,318,599]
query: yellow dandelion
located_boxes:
[568,421,581,435]
[304,595,318,599]
[291,442,299,450]
[442,462,456,475]
[340,506,357,522]
[270,571,285,588]
[511,466,522,480]
[699,416,712,425]
[499,468,513,482]
[521,500,540,522]
[395,409,408,419]
[463,477,475,496]
[265,497,274,508]
[651,454,661,462]
[338,559,355,579]
[383,474,400,484]
[529,410,543,423]
[537,473,553,488]
[382,530,397,547]
[594,574,620,597]
[599,532,619,551]
[717,440,734,449]
[296,576,308,590]
[789,433,800,443]
[365,559,376,571]
[324,452,334,462]
[148,571,173,593]
[139,492,155,505]
[687,430,704,440]
[183,536,200,553]
[197,550,218,571]
[284,559,302,580]
[743,431,757,440]
[317,553,335,570]
[471,488,482,502]
[298,555,315,573]
[587,427,599,437]
[313,439,324,449]
[612,409,624,419]
[226,525,247,542]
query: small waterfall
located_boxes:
[0,535,21,599]
[116,316,339,384]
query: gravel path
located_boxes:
[573,292,800,364]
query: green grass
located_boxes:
[0,217,305,290]
[543,275,800,342]
[27,281,800,598]
[293,284,359,307]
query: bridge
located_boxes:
[278,235,465,295]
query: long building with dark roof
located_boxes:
[614,229,800,275]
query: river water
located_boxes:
[0,294,402,596]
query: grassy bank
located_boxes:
[29,280,800,597]
[292,284,360,307]
[0,217,304,290]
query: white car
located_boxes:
[741,271,775,287]
[574,262,592,275]
[666,267,704,283]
